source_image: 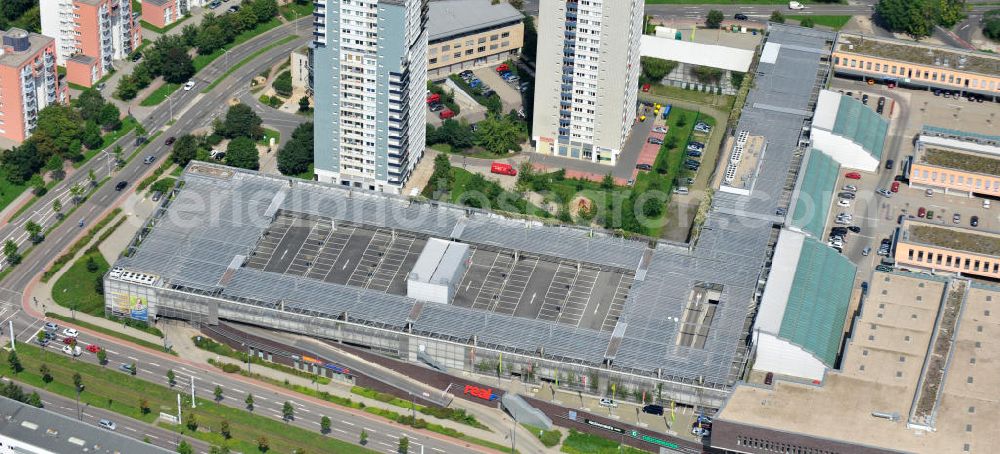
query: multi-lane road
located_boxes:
[0,18,497,454]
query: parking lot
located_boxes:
[472,66,523,112]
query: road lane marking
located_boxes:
[341,420,355,426]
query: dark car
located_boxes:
[165,136,176,146]
[764,372,773,385]
[848,225,862,233]
[971,216,979,227]
[636,163,652,171]
[861,94,869,105]
[130,52,142,62]
[115,181,128,191]
[643,404,665,415]
[734,13,748,20]
[885,159,894,170]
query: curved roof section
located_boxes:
[778,236,856,367]
[831,94,887,160]
[790,149,839,238]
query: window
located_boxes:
[454,52,461,58]
[478,46,485,52]
[501,31,510,38]
[478,37,487,44]
[429,57,437,64]
[490,34,498,41]
[441,44,450,51]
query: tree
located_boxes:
[86,256,99,273]
[770,10,785,24]
[1,141,44,184]
[130,361,137,376]
[214,385,224,402]
[640,57,677,84]
[220,103,263,139]
[706,10,724,29]
[76,89,106,121]
[36,331,46,344]
[69,184,86,204]
[799,17,815,28]
[691,66,723,84]
[434,119,474,150]
[398,436,409,453]
[256,435,270,452]
[115,76,139,100]
[160,45,196,83]
[98,103,122,131]
[40,364,53,384]
[167,369,176,387]
[430,153,453,196]
[474,114,525,155]
[25,221,42,244]
[601,173,615,190]
[360,429,369,445]
[220,420,231,439]
[272,71,293,97]
[185,412,199,431]
[196,25,228,55]
[26,392,42,408]
[245,393,255,411]
[72,372,83,392]
[875,0,965,38]
[225,137,259,170]
[52,199,62,219]
[984,9,1000,40]
[139,398,151,415]
[4,240,21,266]
[96,348,107,365]
[33,105,83,156]
[282,401,295,421]
[277,122,314,175]
[298,96,311,112]
[320,416,331,434]
[171,134,199,167]
[177,441,193,454]
[81,121,103,150]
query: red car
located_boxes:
[641,83,651,92]
[845,172,862,180]
[426,93,440,104]
[86,344,101,353]
[439,108,455,120]
[917,207,926,218]
[891,181,900,193]
[495,64,509,72]
[62,336,75,344]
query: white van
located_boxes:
[788,1,805,10]
[984,199,991,209]
[673,186,689,195]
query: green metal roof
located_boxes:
[778,237,857,367]
[832,95,888,160]
[791,150,839,238]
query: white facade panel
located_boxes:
[753,332,827,382]
[812,129,879,172]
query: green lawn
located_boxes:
[647,84,735,110]
[203,34,299,92]
[788,15,852,30]
[0,168,31,214]
[279,1,313,20]
[192,18,283,72]
[260,128,281,147]
[51,250,108,316]
[561,429,647,454]
[0,345,375,454]
[140,15,188,34]
[139,82,180,106]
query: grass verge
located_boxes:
[0,345,370,453]
[41,208,122,282]
[51,249,108,316]
[140,15,188,34]
[523,424,562,448]
[139,82,180,107]
[561,429,646,454]
[0,168,30,215]
[351,386,488,430]
[44,313,172,354]
[192,18,283,72]
[788,15,851,29]
[202,34,299,92]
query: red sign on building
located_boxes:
[463,385,498,401]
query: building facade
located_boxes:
[531,0,642,165]
[40,0,141,87]
[312,0,428,193]
[908,126,1000,198]
[142,0,180,30]
[895,220,1000,280]
[832,33,1000,98]
[290,45,313,95]
[426,0,523,78]
[0,29,67,143]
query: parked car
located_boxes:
[62,328,79,338]
[86,344,101,353]
[838,192,856,200]
[429,102,444,112]
[918,207,926,218]
[891,181,900,192]
[926,210,934,219]
[495,64,509,72]
[953,213,961,224]
[876,188,892,198]
[687,141,705,150]
[226,5,239,13]
[62,345,81,356]
[837,199,851,207]
[599,398,618,408]
[687,150,702,157]
[885,159,894,170]
[842,185,857,192]
[848,226,861,233]
[208,0,221,8]
[734,13,749,20]
[984,199,991,209]
[971,216,979,227]
[44,322,59,332]
[641,83,651,92]
[151,191,163,202]
[845,172,862,180]
[876,96,886,114]
[642,404,664,415]
[648,137,663,145]
[862,246,871,256]
[694,122,711,133]
[862,94,869,105]
[653,126,667,133]
[439,108,455,120]
[636,163,653,171]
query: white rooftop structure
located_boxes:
[408,238,470,304]
[640,35,754,72]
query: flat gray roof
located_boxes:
[0,397,172,453]
[0,29,53,69]
[427,0,523,42]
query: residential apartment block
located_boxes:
[531,0,642,165]
[41,0,141,87]
[426,0,523,78]
[312,0,428,193]
[0,29,67,143]
[142,0,180,30]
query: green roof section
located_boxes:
[778,237,857,367]
[832,95,888,161]
[791,149,839,238]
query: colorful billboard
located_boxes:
[111,292,149,322]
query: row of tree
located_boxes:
[875,0,965,38]
[276,122,313,176]
[116,0,278,100]
[984,9,1000,41]
[1,92,126,188]
[426,111,527,155]
[0,0,38,32]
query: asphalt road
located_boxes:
[5,380,212,454]
[0,18,496,454]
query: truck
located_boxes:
[490,162,517,176]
